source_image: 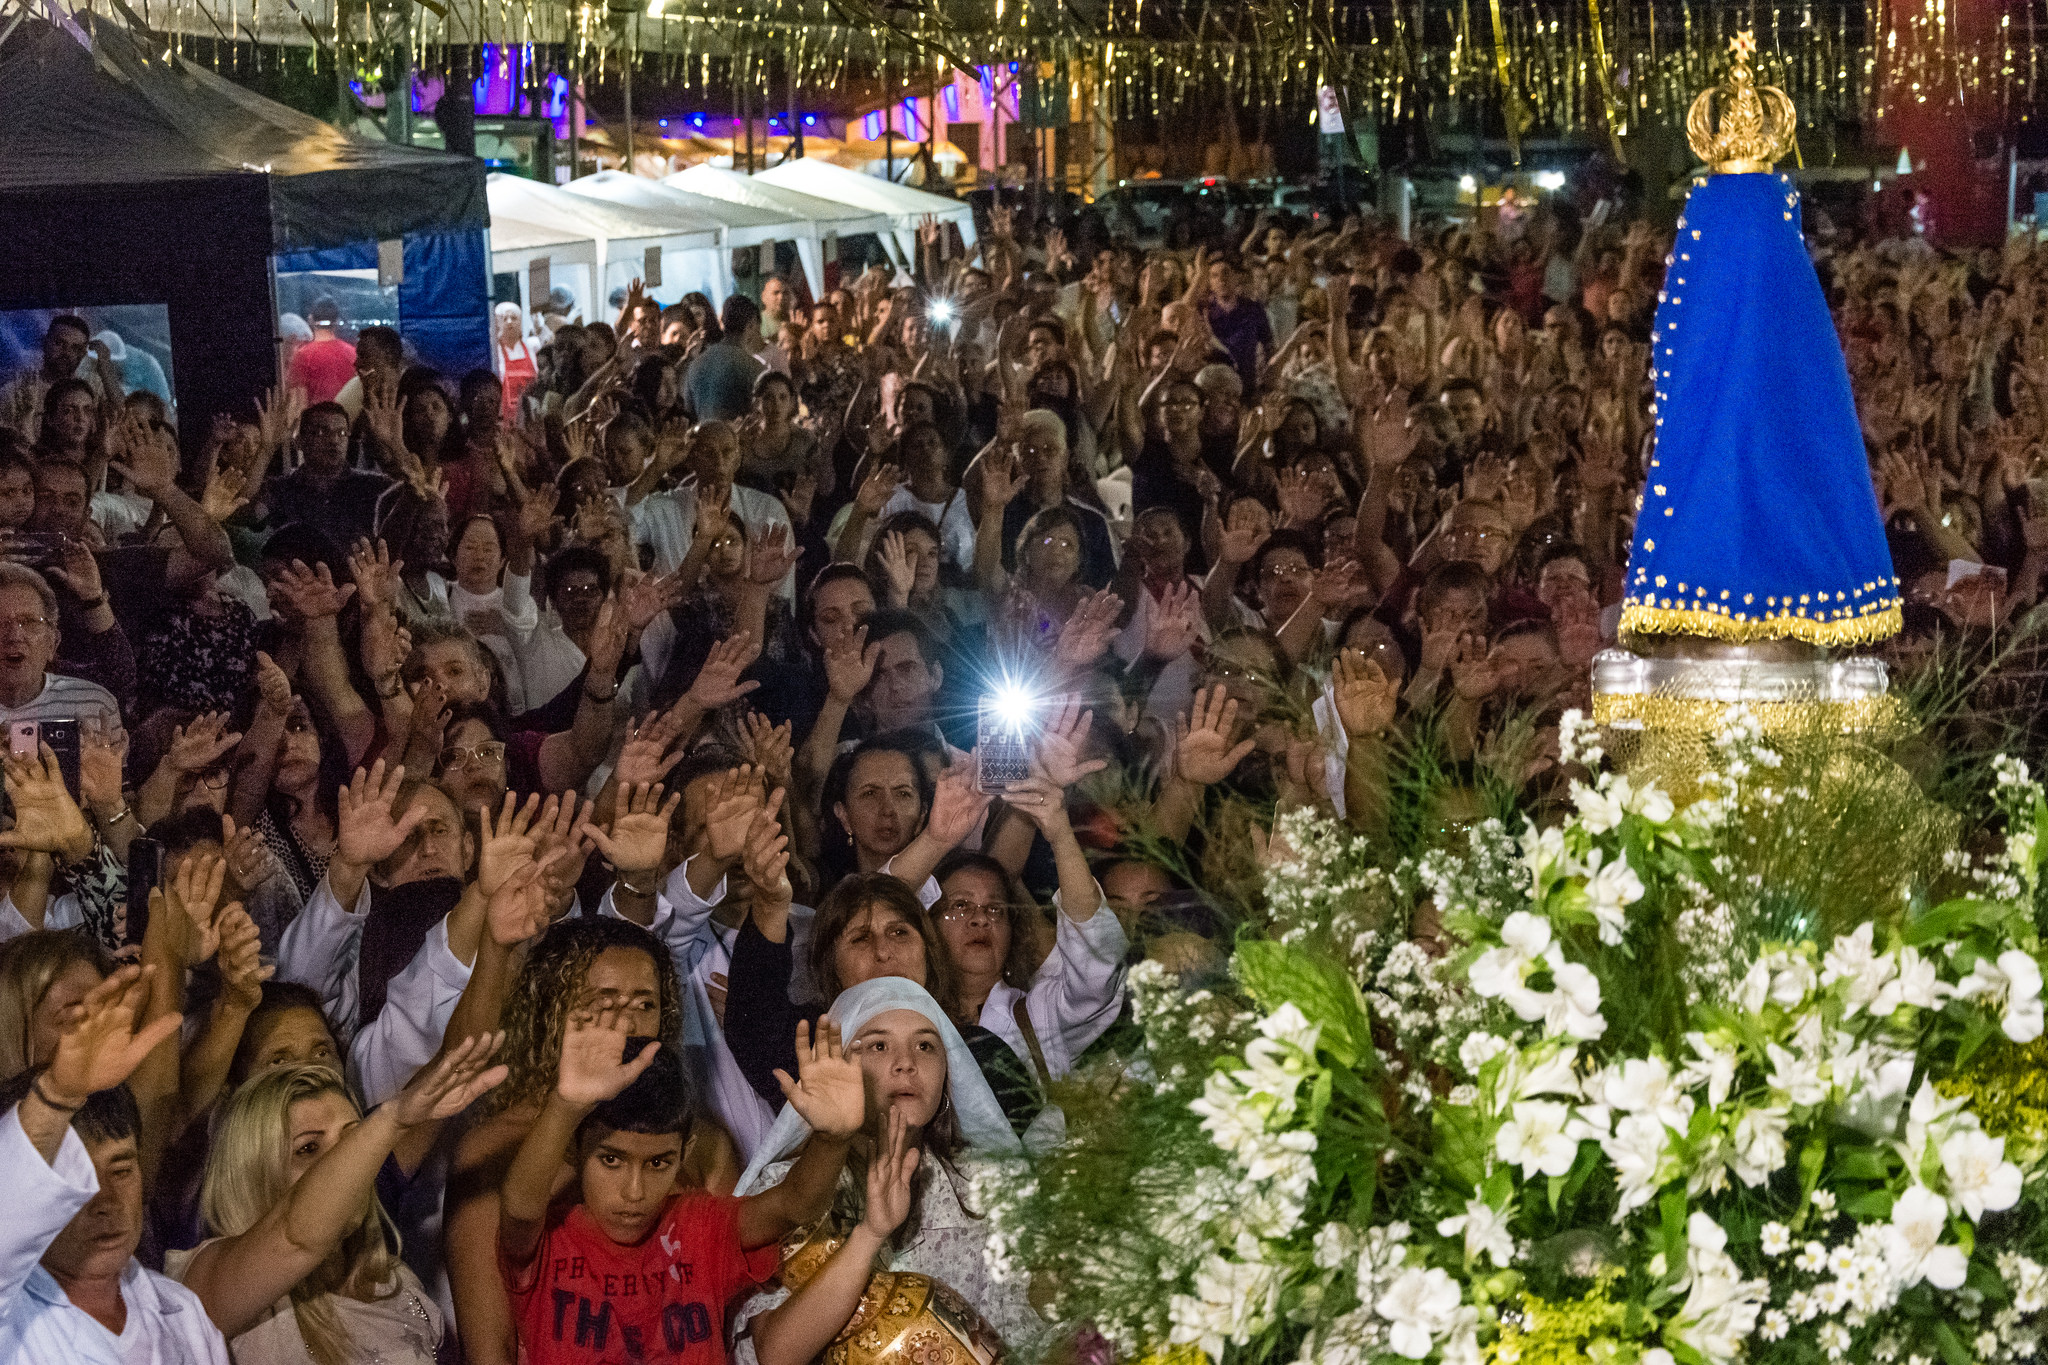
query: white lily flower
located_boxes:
[1582,847,1645,946]
[1764,1042,1828,1108]
[1680,1031,1741,1107]
[1957,949,2046,1043]
[1602,1056,1696,1133]
[1497,1099,1583,1178]
[1470,912,1556,1022]
[1376,1267,1463,1360]
[1544,959,1607,1041]
[1886,1184,1969,1289]
[1437,1195,1516,1268]
[1940,1128,2023,1221]
[1601,1111,1674,1217]
[1821,923,1895,1018]
[1730,1106,1791,1187]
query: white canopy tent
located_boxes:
[564,168,803,275]
[487,172,727,307]
[754,157,976,274]
[666,164,893,297]
[489,215,597,324]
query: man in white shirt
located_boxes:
[629,420,793,599]
[0,964,228,1365]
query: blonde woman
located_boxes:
[170,1036,507,1365]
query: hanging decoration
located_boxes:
[116,0,2048,161]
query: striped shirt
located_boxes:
[0,673,121,732]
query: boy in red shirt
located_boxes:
[499,1011,864,1365]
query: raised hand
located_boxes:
[251,650,293,716]
[686,630,763,710]
[0,743,93,862]
[390,1032,508,1127]
[740,794,792,907]
[1174,687,1256,785]
[109,420,180,497]
[620,569,686,632]
[978,449,1021,516]
[739,712,795,790]
[1142,580,1203,662]
[216,904,275,1011]
[586,782,681,877]
[223,813,283,893]
[876,530,916,605]
[1052,588,1124,672]
[45,537,105,609]
[861,1106,918,1238]
[271,560,358,621]
[1218,499,1272,566]
[700,766,765,863]
[1450,635,1503,701]
[1332,653,1399,738]
[486,858,557,947]
[78,721,128,818]
[42,965,183,1107]
[165,712,243,778]
[201,464,253,523]
[1003,761,1077,836]
[855,462,903,516]
[475,792,542,897]
[163,850,230,964]
[772,1020,865,1138]
[1036,694,1109,789]
[748,523,799,587]
[556,1009,660,1107]
[924,760,992,850]
[823,623,878,705]
[585,593,631,684]
[336,761,425,868]
[613,714,687,790]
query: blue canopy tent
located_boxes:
[0,12,490,448]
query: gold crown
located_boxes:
[1686,31,1796,173]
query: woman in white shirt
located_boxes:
[448,513,540,716]
[170,1041,505,1365]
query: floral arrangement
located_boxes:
[986,712,2048,1365]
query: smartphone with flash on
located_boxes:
[976,694,1036,796]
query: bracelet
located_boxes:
[616,874,657,897]
[32,1076,81,1113]
[584,682,619,705]
[101,806,132,828]
[74,597,106,611]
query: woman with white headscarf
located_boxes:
[731,976,1040,1365]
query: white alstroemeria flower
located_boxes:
[1680,1030,1741,1107]
[1603,1056,1696,1133]
[1764,1042,1828,1108]
[1730,1106,1791,1187]
[1628,779,1676,825]
[1886,1184,1969,1289]
[1870,945,1946,1018]
[1582,847,1645,946]
[1497,1099,1582,1179]
[1956,949,2046,1043]
[1570,780,1628,835]
[1940,1128,2024,1221]
[1470,912,1556,1021]
[1602,1112,1675,1217]
[1376,1267,1463,1359]
[1544,960,1607,1041]
[1458,1032,1512,1077]
[1256,1001,1321,1054]
[1189,1072,1266,1158]
[1904,1080,1979,1163]
[1496,1045,1581,1104]
[1821,923,1896,1018]
[1519,824,1572,894]
[1437,1195,1516,1268]
[1168,1249,1283,1363]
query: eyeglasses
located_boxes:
[1261,561,1312,581]
[556,582,604,600]
[0,615,49,635]
[440,741,507,771]
[938,898,1019,925]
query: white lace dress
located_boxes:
[729,1153,1044,1364]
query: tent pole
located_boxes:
[623,26,634,175]
[567,36,580,180]
[788,56,802,160]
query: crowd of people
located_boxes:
[0,179,2032,1365]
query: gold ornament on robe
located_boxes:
[1685,31,1797,173]
[777,1225,1007,1365]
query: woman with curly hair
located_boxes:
[443,916,740,1365]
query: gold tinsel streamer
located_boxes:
[1585,0,1627,157]
[1487,0,1522,164]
